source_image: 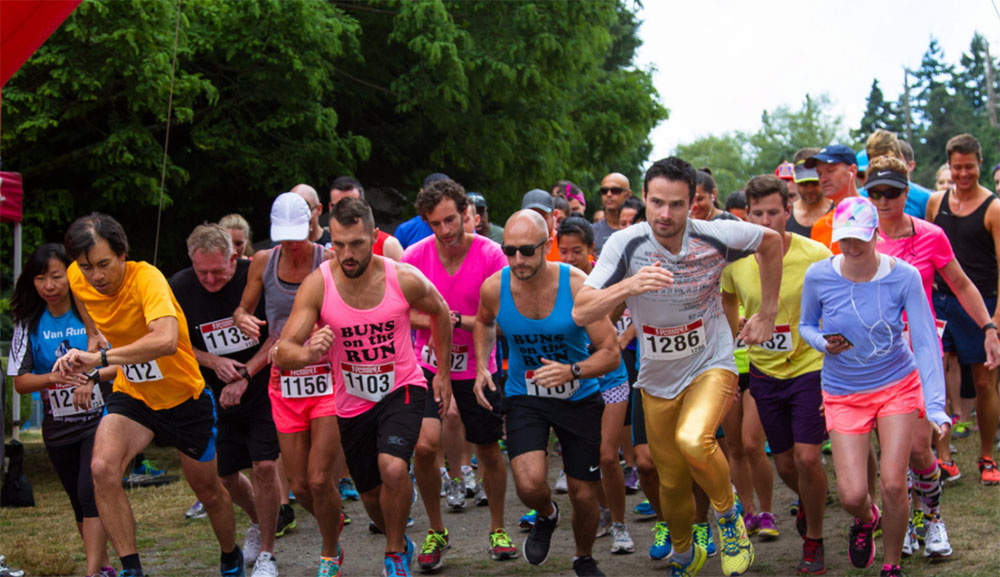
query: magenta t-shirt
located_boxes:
[402,234,506,380]
[876,216,955,307]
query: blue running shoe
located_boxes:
[318,556,340,577]
[519,509,537,531]
[338,478,359,501]
[650,521,672,560]
[382,552,408,577]
[693,523,716,558]
[220,545,244,576]
[633,499,656,519]
[404,534,415,567]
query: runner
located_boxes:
[290,184,330,246]
[232,192,341,576]
[804,145,861,254]
[574,156,784,577]
[787,148,833,238]
[171,224,283,576]
[54,214,240,577]
[593,173,633,254]
[220,214,255,259]
[327,177,404,261]
[9,243,116,577]
[468,191,504,244]
[926,133,1000,486]
[474,210,620,576]
[401,179,514,571]
[395,174,449,249]
[799,197,949,577]
[691,170,740,222]
[721,175,833,574]
[274,197,453,577]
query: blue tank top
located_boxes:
[498,263,598,400]
[597,357,629,392]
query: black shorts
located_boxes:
[338,385,426,494]
[421,368,503,445]
[106,390,217,462]
[216,402,280,477]
[631,386,647,446]
[738,372,750,393]
[622,349,638,427]
[504,393,604,482]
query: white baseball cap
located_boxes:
[270,192,311,242]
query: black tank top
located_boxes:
[786,211,812,238]
[933,189,998,297]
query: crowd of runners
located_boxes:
[4,130,999,577]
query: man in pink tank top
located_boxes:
[402,179,515,569]
[275,198,453,577]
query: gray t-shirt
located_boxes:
[592,218,622,255]
[585,219,764,399]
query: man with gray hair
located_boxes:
[291,183,330,245]
[171,224,283,577]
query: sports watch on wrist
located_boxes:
[570,363,583,379]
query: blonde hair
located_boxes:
[867,154,908,175]
[219,213,253,257]
[865,129,903,162]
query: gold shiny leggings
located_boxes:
[642,368,737,553]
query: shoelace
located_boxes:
[717,518,742,554]
[851,522,870,550]
[491,530,513,548]
[653,523,670,546]
[803,539,820,561]
[693,524,710,548]
[421,531,446,554]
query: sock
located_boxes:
[257,552,273,562]
[673,547,694,564]
[220,546,240,566]
[912,463,942,517]
[461,465,473,475]
[120,553,142,573]
[882,563,900,571]
[804,536,823,545]
[539,502,558,522]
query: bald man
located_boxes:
[592,173,633,254]
[291,184,330,245]
[473,211,620,576]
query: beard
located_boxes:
[339,252,373,279]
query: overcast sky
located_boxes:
[636,0,1000,162]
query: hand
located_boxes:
[824,338,852,355]
[738,313,775,346]
[305,327,335,364]
[212,357,246,384]
[219,379,248,409]
[449,310,461,331]
[983,330,1000,370]
[432,371,452,416]
[235,311,267,340]
[533,358,572,388]
[87,333,110,353]
[474,370,496,410]
[72,381,96,411]
[626,262,674,296]
[931,420,951,438]
[54,349,100,378]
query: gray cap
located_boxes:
[521,189,554,213]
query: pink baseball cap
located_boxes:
[832,196,879,243]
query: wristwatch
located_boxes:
[87,369,101,384]
[237,367,251,382]
[570,363,583,379]
[983,322,998,333]
[100,348,109,368]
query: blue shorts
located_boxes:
[934,292,997,365]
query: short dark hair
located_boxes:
[331,197,375,233]
[330,176,364,198]
[556,215,594,246]
[898,140,914,163]
[552,180,582,198]
[622,196,645,222]
[946,133,982,163]
[415,178,469,220]
[744,175,789,209]
[725,189,747,212]
[643,157,697,202]
[64,213,129,261]
[553,196,569,214]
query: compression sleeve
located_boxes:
[904,267,948,427]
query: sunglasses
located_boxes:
[501,239,546,257]
[867,187,906,201]
[600,187,627,196]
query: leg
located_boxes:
[275,454,292,506]
[276,430,313,515]
[179,452,236,553]
[722,393,755,516]
[510,451,555,517]
[477,441,507,531]
[828,431,874,520]
[972,363,999,458]
[771,450,799,496]
[794,443,827,539]
[81,516,112,574]
[935,353,960,463]
[379,454,415,553]
[250,460,280,555]
[220,472,257,523]
[876,412,919,566]
[413,417,446,532]
[635,443,663,518]
[642,390,695,553]
[566,476,602,558]
[742,394,773,514]
[305,416,344,557]
[600,401,629,524]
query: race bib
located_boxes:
[342,362,396,403]
[199,317,258,355]
[48,383,104,418]
[524,370,580,400]
[121,361,164,383]
[641,319,706,360]
[902,319,947,348]
[755,324,793,353]
[615,309,633,336]
[420,344,469,372]
[280,363,333,399]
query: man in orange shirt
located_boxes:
[804,145,860,254]
[55,214,238,577]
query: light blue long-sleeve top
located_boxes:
[799,256,948,427]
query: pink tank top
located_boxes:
[319,259,425,418]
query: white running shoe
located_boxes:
[243,522,262,565]
[555,470,568,494]
[445,477,466,511]
[902,521,917,557]
[923,518,953,558]
[595,507,612,538]
[251,552,278,577]
[610,522,635,554]
[463,468,477,498]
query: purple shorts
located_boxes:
[748,366,826,455]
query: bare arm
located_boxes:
[233,249,270,339]
[472,274,501,409]
[989,200,1000,327]
[721,290,741,338]
[938,259,999,369]
[398,262,453,414]
[272,268,331,371]
[572,262,674,326]
[739,229,781,344]
[381,235,404,262]
[54,316,179,377]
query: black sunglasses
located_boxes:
[867,187,906,201]
[600,186,627,196]
[501,239,546,257]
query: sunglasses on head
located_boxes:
[867,187,906,201]
[600,187,627,196]
[501,239,546,257]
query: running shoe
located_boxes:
[519,509,537,531]
[757,512,779,541]
[879,564,906,577]
[341,511,351,526]
[692,522,716,558]
[821,439,832,455]
[610,522,635,554]
[734,492,744,517]
[978,456,1000,485]
[717,511,754,575]
[445,477,466,510]
[471,454,478,469]
[923,517,952,558]
[405,535,415,567]
[338,478,360,501]
[797,538,825,575]
[666,544,707,577]
[650,521,672,560]
[952,419,974,439]
[523,503,558,565]
[117,572,140,577]
[221,545,244,577]
[911,509,927,542]
[382,553,406,577]
[555,469,569,494]
[572,555,605,576]
[789,498,800,517]
[463,469,478,498]
[417,529,450,571]
[623,466,640,494]
[243,523,261,565]
[596,507,612,538]
[488,528,517,560]
[126,459,166,482]
[937,459,961,484]
[186,500,207,520]
[99,567,117,577]
[764,441,771,456]
[633,498,656,518]
[743,513,760,536]
[902,520,917,557]
[439,470,449,497]
[848,503,880,569]
[0,556,25,577]
[250,553,277,577]
[276,504,296,537]
[473,481,488,507]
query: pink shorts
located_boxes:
[268,364,338,434]
[822,370,925,435]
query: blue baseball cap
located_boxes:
[804,145,859,169]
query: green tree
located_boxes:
[853,79,902,141]
[675,133,749,197]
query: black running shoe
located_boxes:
[276,504,296,538]
[848,504,879,569]
[572,555,605,576]
[523,503,558,565]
